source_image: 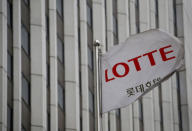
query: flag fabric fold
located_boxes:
[101,29,184,113]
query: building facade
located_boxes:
[0,0,192,131]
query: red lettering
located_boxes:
[128,56,142,71]
[105,69,115,82]
[159,45,176,61]
[104,45,177,83]
[143,50,157,66]
[112,63,129,77]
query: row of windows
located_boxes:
[7,1,13,131]
[21,4,31,130]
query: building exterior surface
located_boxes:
[0,0,192,131]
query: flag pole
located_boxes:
[94,40,102,131]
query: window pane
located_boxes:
[138,100,143,120]
[22,76,30,105]
[24,0,29,6]
[116,109,120,117]
[7,1,12,28]
[89,90,94,112]
[47,64,50,87]
[7,106,13,131]
[58,83,64,109]
[113,16,118,36]
[22,126,27,131]
[7,52,12,79]
[87,4,92,28]
[46,16,49,40]
[57,0,63,17]
[21,25,29,55]
[88,47,93,70]
[57,37,64,63]
[47,113,50,131]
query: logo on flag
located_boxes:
[101,29,184,113]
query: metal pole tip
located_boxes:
[94,40,101,47]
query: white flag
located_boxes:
[101,29,184,113]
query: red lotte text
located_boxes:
[105,45,176,82]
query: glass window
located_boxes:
[46,16,49,40]
[7,52,12,80]
[89,90,94,112]
[22,75,30,105]
[155,0,159,28]
[113,16,118,36]
[135,0,140,33]
[88,47,93,70]
[22,126,27,131]
[58,83,64,110]
[116,109,120,117]
[47,113,50,131]
[158,86,164,131]
[7,1,12,28]
[138,100,144,131]
[23,0,29,6]
[21,25,30,55]
[57,37,64,63]
[57,0,63,17]
[7,106,13,131]
[113,0,117,11]
[47,64,50,87]
[87,4,92,28]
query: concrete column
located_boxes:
[168,0,180,130]
[129,1,141,131]
[158,0,169,30]
[129,0,137,36]
[139,0,150,30]
[153,87,161,131]
[64,0,80,131]
[171,74,180,131]
[183,0,192,130]
[13,0,22,131]
[49,0,58,130]
[117,0,129,42]
[168,0,174,34]
[0,0,7,130]
[30,0,47,130]
[117,0,133,131]
[148,1,162,131]
[175,0,184,41]
[158,0,174,131]
[79,0,90,130]
[175,1,190,131]
[139,0,155,131]
[106,0,117,130]
[149,0,156,28]
[106,0,114,49]
[178,71,189,131]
